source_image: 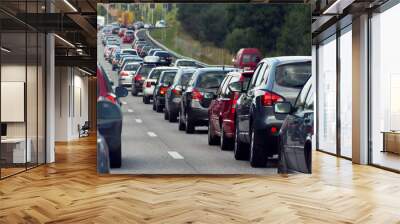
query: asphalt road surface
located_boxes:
[98,32,276,174]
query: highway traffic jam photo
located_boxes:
[97,3,313,174]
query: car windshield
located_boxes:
[138,65,154,76]
[275,62,311,88]
[242,54,259,63]
[180,72,194,86]
[149,69,164,79]
[161,71,177,84]
[196,71,227,89]
[155,52,170,57]
[124,63,140,71]
[178,61,196,67]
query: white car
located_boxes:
[155,20,167,28]
[174,59,198,68]
[118,62,142,87]
[142,66,178,104]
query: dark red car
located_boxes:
[208,70,253,150]
[122,30,135,43]
[232,48,262,71]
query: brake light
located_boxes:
[192,88,203,101]
[146,81,151,88]
[134,74,142,81]
[160,86,168,95]
[120,71,128,77]
[105,94,116,104]
[230,93,239,114]
[270,126,278,134]
[261,91,282,106]
[172,88,181,96]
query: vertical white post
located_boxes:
[46,33,55,163]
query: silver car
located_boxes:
[118,62,142,87]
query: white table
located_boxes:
[1,138,31,163]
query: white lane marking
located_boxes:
[168,151,184,159]
[147,131,157,137]
[135,119,142,123]
[128,109,134,113]
[121,101,127,105]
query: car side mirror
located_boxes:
[274,102,292,114]
[115,86,128,98]
[227,81,242,93]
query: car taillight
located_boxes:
[134,74,142,81]
[160,86,168,95]
[120,71,128,77]
[261,91,283,106]
[172,88,181,96]
[105,94,116,104]
[231,93,240,114]
[270,126,278,134]
[146,81,151,88]
[192,88,204,101]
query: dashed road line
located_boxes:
[127,109,134,113]
[147,131,157,137]
[135,119,143,123]
[121,101,127,105]
[168,151,184,159]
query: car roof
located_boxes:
[261,56,311,66]
[153,66,178,70]
[196,66,236,73]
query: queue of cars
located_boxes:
[99,22,314,173]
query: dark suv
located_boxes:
[153,70,178,113]
[131,63,156,96]
[234,56,311,167]
[153,51,172,66]
[277,78,313,174]
[179,67,236,133]
[165,67,197,122]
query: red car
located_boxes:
[208,70,253,150]
[232,48,262,71]
[122,31,135,43]
[118,28,127,37]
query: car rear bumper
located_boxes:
[143,86,154,96]
[188,105,209,126]
[166,97,180,114]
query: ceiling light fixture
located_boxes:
[63,0,78,12]
[1,47,11,53]
[54,34,75,48]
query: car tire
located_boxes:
[234,122,249,161]
[109,145,121,168]
[156,99,163,112]
[185,113,195,134]
[220,127,233,151]
[131,86,138,96]
[143,96,150,104]
[178,110,186,131]
[208,122,220,145]
[164,109,169,120]
[168,111,178,122]
[249,127,267,168]
[152,99,156,111]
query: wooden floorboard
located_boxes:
[1,135,400,223]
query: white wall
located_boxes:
[54,67,89,141]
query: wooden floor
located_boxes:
[1,136,400,223]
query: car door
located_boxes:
[237,63,264,141]
[214,76,232,134]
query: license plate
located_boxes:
[172,98,181,103]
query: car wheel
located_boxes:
[220,127,233,151]
[249,127,267,168]
[234,122,249,160]
[143,96,150,104]
[156,99,163,112]
[168,111,178,122]
[208,122,220,145]
[109,144,121,168]
[152,99,156,111]
[131,85,138,96]
[185,113,195,134]
[178,110,185,130]
[164,109,169,120]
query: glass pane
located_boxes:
[339,27,352,158]
[1,31,27,178]
[317,35,337,154]
[371,4,400,171]
[38,32,45,165]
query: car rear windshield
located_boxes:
[123,50,137,55]
[196,71,227,89]
[275,62,311,88]
[155,52,170,57]
[242,54,259,63]
[180,72,194,86]
[161,71,177,84]
[124,64,140,71]
[138,65,154,76]
[149,69,171,79]
[178,61,196,67]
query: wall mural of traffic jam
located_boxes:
[97,3,313,174]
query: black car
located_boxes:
[148,48,162,56]
[165,67,197,122]
[179,67,236,133]
[234,56,311,167]
[112,27,119,34]
[277,78,313,174]
[131,63,156,96]
[153,70,178,113]
[153,51,172,66]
